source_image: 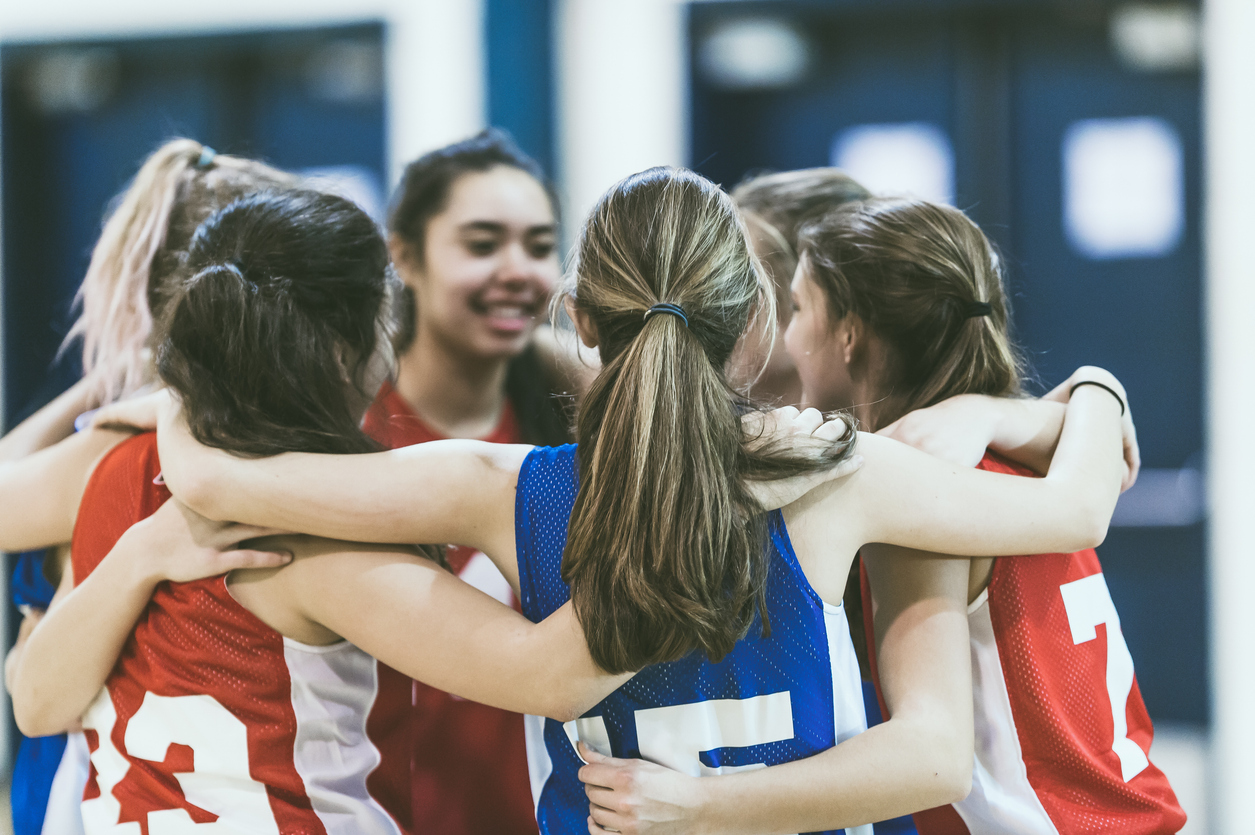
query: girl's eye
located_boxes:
[466,239,497,256]
[529,241,555,259]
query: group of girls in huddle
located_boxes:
[0,128,1185,835]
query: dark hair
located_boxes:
[559,168,856,674]
[732,169,871,318]
[65,138,295,404]
[388,128,569,445]
[799,198,1027,430]
[157,190,392,457]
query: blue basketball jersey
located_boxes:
[515,444,872,835]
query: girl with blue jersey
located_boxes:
[48,166,1126,834]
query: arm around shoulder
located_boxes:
[159,401,529,552]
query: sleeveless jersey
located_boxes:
[362,380,537,835]
[861,452,1186,835]
[71,433,413,834]
[514,445,871,835]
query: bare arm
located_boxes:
[159,402,861,578]
[880,367,1140,491]
[163,420,527,559]
[809,381,1125,559]
[12,501,291,737]
[879,395,1065,472]
[0,428,132,552]
[0,379,95,463]
[577,544,973,834]
[247,538,631,720]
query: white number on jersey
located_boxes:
[1060,573,1150,781]
[82,690,281,833]
[566,691,793,777]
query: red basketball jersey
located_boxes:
[72,433,413,834]
[861,452,1186,835]
[362,382,539,835]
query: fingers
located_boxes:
[578,761,626,790]
[208,526,289,549]
[215,548,293,573]
[579,741,615,764]
[795,407,823,435]
[813,413,853,441]
[588,804,627,833]
[589,808,624,828]
[829,453,864,479]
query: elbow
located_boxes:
[939,751,974,805]
[911,720,974,807]
[931,734,974,806]
[172,467,227,521]
[1074,494,1115,551]
[12,690,68,739]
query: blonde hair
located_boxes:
[64,138,294,404]
[558,167,854,674]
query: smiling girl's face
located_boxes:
[394,165,560,360]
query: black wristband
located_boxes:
[1068,380,1126,416]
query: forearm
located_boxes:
[161,413,518,549]
[303,551,626,719]
[0,379,94,462]
[12,530,157,736]
[1041,385,1125,539]
[985,397,1065,473]
[696,717,968,835]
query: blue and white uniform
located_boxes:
[515,445,872,835]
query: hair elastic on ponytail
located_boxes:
[643,302,689,328]
[965,301,992,318]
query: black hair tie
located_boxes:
[643,303,689,328]
[965,301,993,318]
[1069,380,1126,416]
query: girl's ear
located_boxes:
[387,234,420,282]
[837,313,866,366]
[565,296,599,349]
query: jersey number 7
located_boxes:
[1060,573,1151,782]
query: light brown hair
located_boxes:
[559,167,855,674]
[800,198,1027,430]
[732,168,871,318]
[64,138,294,404]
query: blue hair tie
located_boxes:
[196,146,217,169]
[643,303,689,328]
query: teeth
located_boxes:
[490,306,526,318]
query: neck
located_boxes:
[849,340,908,431]
[393,325,510,439]
[750,366,805,409]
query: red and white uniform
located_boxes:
[862,452,1186,835]
[73,433,413,834]
[362,381,538,835]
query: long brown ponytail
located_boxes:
[800,198,1027,430]
[560,168,854,674]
